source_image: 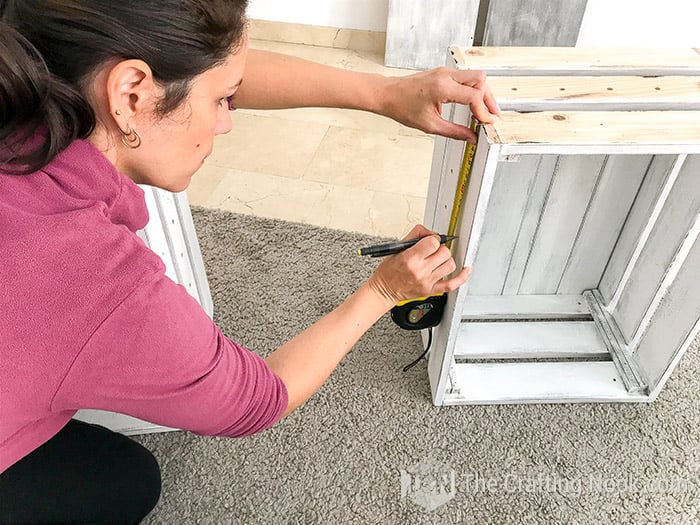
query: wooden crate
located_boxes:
[424,48,700,405]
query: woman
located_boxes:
[0,1,497,523]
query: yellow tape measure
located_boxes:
[391,117,480,331]
[447,117,479,244]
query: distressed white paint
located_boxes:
[629,210,700,353]
[598,155,679,303]
[557,156,650,294]
[137,188,213,317]
[455,321,608,359]
[632,216,700,388]
[73,410,177,435]
[483,0,587,47]
[427,48,700,404]
[463,294,591,320]
[604,155,686,313]
[518,155,605,294]
[385,0,478,69]
[427,127,502,404]
[446,362,648,404]
[466,155,544,295]
[610,156,699,341]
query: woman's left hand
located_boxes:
[377,67,501,142]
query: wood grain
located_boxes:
[488,76,700,110]
[485,111,700,146]
[450,46,700,76]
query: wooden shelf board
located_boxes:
[444,361,649,404]
[490,76,700,111]
[485,111,700,146]
[455,321,609,360]
[463,294,591,320]
[450,46,700,76]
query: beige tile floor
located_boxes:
[186,39,436,239]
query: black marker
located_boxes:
[357,235,457,257]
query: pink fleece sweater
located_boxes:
[0,140,288,472]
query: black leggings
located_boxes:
[0,419,161,524]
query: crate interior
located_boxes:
[445,152,699,403]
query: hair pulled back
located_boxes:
[0,0,248,174]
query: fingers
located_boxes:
[410,232,443,259]
[389,224,471,298]
[482,84,501,116]
[429,119,477,142]
[433,266,472,294]
[413,240,471,294]
[402,224,434,241]
[442,69,501,124]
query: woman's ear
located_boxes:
[104,59,156,129]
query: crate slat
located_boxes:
[463,294,591,320]
[446,361,648,404]
[455,321,609,360]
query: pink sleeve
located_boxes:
[52,273,288,438]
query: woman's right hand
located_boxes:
[366,224,471,307]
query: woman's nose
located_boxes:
[215,105,233,135]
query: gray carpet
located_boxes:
[135,206,700,525]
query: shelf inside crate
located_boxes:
[444,361,648,405]
[455,321,610,360]
[446,292,650,404]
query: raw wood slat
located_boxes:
[485,111,700,146]
[450,47,700,76]
[489,76,700,111]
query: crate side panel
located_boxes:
[613,155,700,341]
[598,155,678,303]
[634,229,700,389]
[519,155,606,294]
[466,156,542,294]
[558,155,651,294]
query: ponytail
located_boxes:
[0,22,93,175]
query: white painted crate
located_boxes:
[424,47,700,405]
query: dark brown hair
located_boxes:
[0,0,248,174]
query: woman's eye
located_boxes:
[219,96,236,111]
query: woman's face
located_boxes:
[116,41,248,192]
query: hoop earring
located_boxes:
[119,122,142,149]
